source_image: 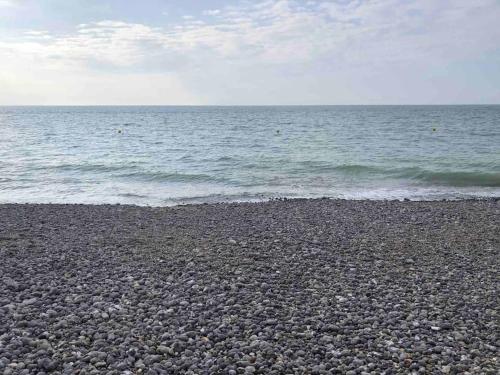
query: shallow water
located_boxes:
[1,105,499,205]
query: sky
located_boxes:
[0,0,499,105]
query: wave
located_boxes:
[23,161,500,188]
[286,162,387,176]
[292,162,500,187]
[32,163,134,173]
[335,165,500,187]
[128,165,499,188]
[397,168,500,187]
[118,192,148,198]
[116,171,233,184]
[324,164,384,174]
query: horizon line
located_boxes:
[1,104,499,107]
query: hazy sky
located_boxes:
[1,0,499,105]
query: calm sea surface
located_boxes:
[0,106,499,205]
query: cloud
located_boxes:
[4,0,499,70]
[1,0,499,104]
[203,9,221,16]
[0,0,14,7]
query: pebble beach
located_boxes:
[0,199,498,374]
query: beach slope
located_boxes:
[0,199,498,374]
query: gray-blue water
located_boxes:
[1,106,499,205]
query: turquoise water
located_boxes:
[0,106,499,205]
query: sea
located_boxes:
[0,105,499,206]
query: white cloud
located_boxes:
[0,0,14,7]
[203,9,221,16]
[0,0,499,104]
[3,1,499,69]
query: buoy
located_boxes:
[118,129,122,133]
[432,128,436,132]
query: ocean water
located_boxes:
[0,105,499,205]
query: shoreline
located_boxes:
[1,199,498,373]
[0,195,499,208]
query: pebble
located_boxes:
[0,200,497,374]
